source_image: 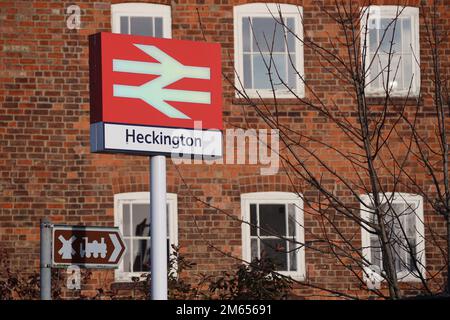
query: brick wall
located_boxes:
[0,0,448,299]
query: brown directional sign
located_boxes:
[52,225,126,268]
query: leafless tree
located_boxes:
[187,0,449,299]
[388,0,449,293]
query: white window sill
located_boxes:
[115,273,149,283]
[278,271,305,281]
[365,91,420,98]
[364,273,425,284]
[396,273,425,283]
[235,90,305,100]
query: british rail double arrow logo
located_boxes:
[112,44,211,119]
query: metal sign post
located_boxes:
[150,155,167,300]
[40,218,52,300]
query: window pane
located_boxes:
[243,53,252,88]
[404,202,416,239]
[383,202,401,238]
[242,17,251,52]
[402,18,411,52]
[250,204,257,236]
[383,201,418,273]
[130,16,153,36]
[393,240,406,272]
[378,19,401,54]
[123,239,131,272]
[255,53,289,90]
[288,204,296,237]
[393,20,402,53]
[288,241,297,271]
[368,26,378,53]
[129,239,173,273]
[406,237,416,271]
[252,54,288,90]
[287,53,297,89]
[368,54,381,89]
[369,206,378,225]
[394,201,408,214]
[381,202,395,233]
[391,202,407,224]
[272,53,287,86]
[123,204,130,236]
[375,54,402,91]
[370,236,382,269]
[251,238,258,261]
[132,203,150,236]
[120,16,129,34]
[252,17,285,52]
[261,238,287,270]
[253,54,271,89]
[286,17,295,52]
[403,202,417,272]
[379,18,393,53]
[132,239,150,272]
[155,17,163,37]
[402,54,413,89]
[388,54,402,91]
[259,204,286,236]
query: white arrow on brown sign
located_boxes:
[52,225,126,268]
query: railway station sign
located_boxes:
[89,32,223,158]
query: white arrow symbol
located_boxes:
[108,233,122,262]
[112,44,211,119]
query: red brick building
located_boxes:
[0,0,449,299]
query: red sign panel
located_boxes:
[89,32,222,130]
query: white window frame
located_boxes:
[241,192,305,280]
[360,193,425,282]
[233,3,305,99]
[111,3,172,38]
[114,192,178,282]
[361,6,420,97]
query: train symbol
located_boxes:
[79,237,107,258]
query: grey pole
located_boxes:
[40,217,52,300]
[150,155,168,300]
